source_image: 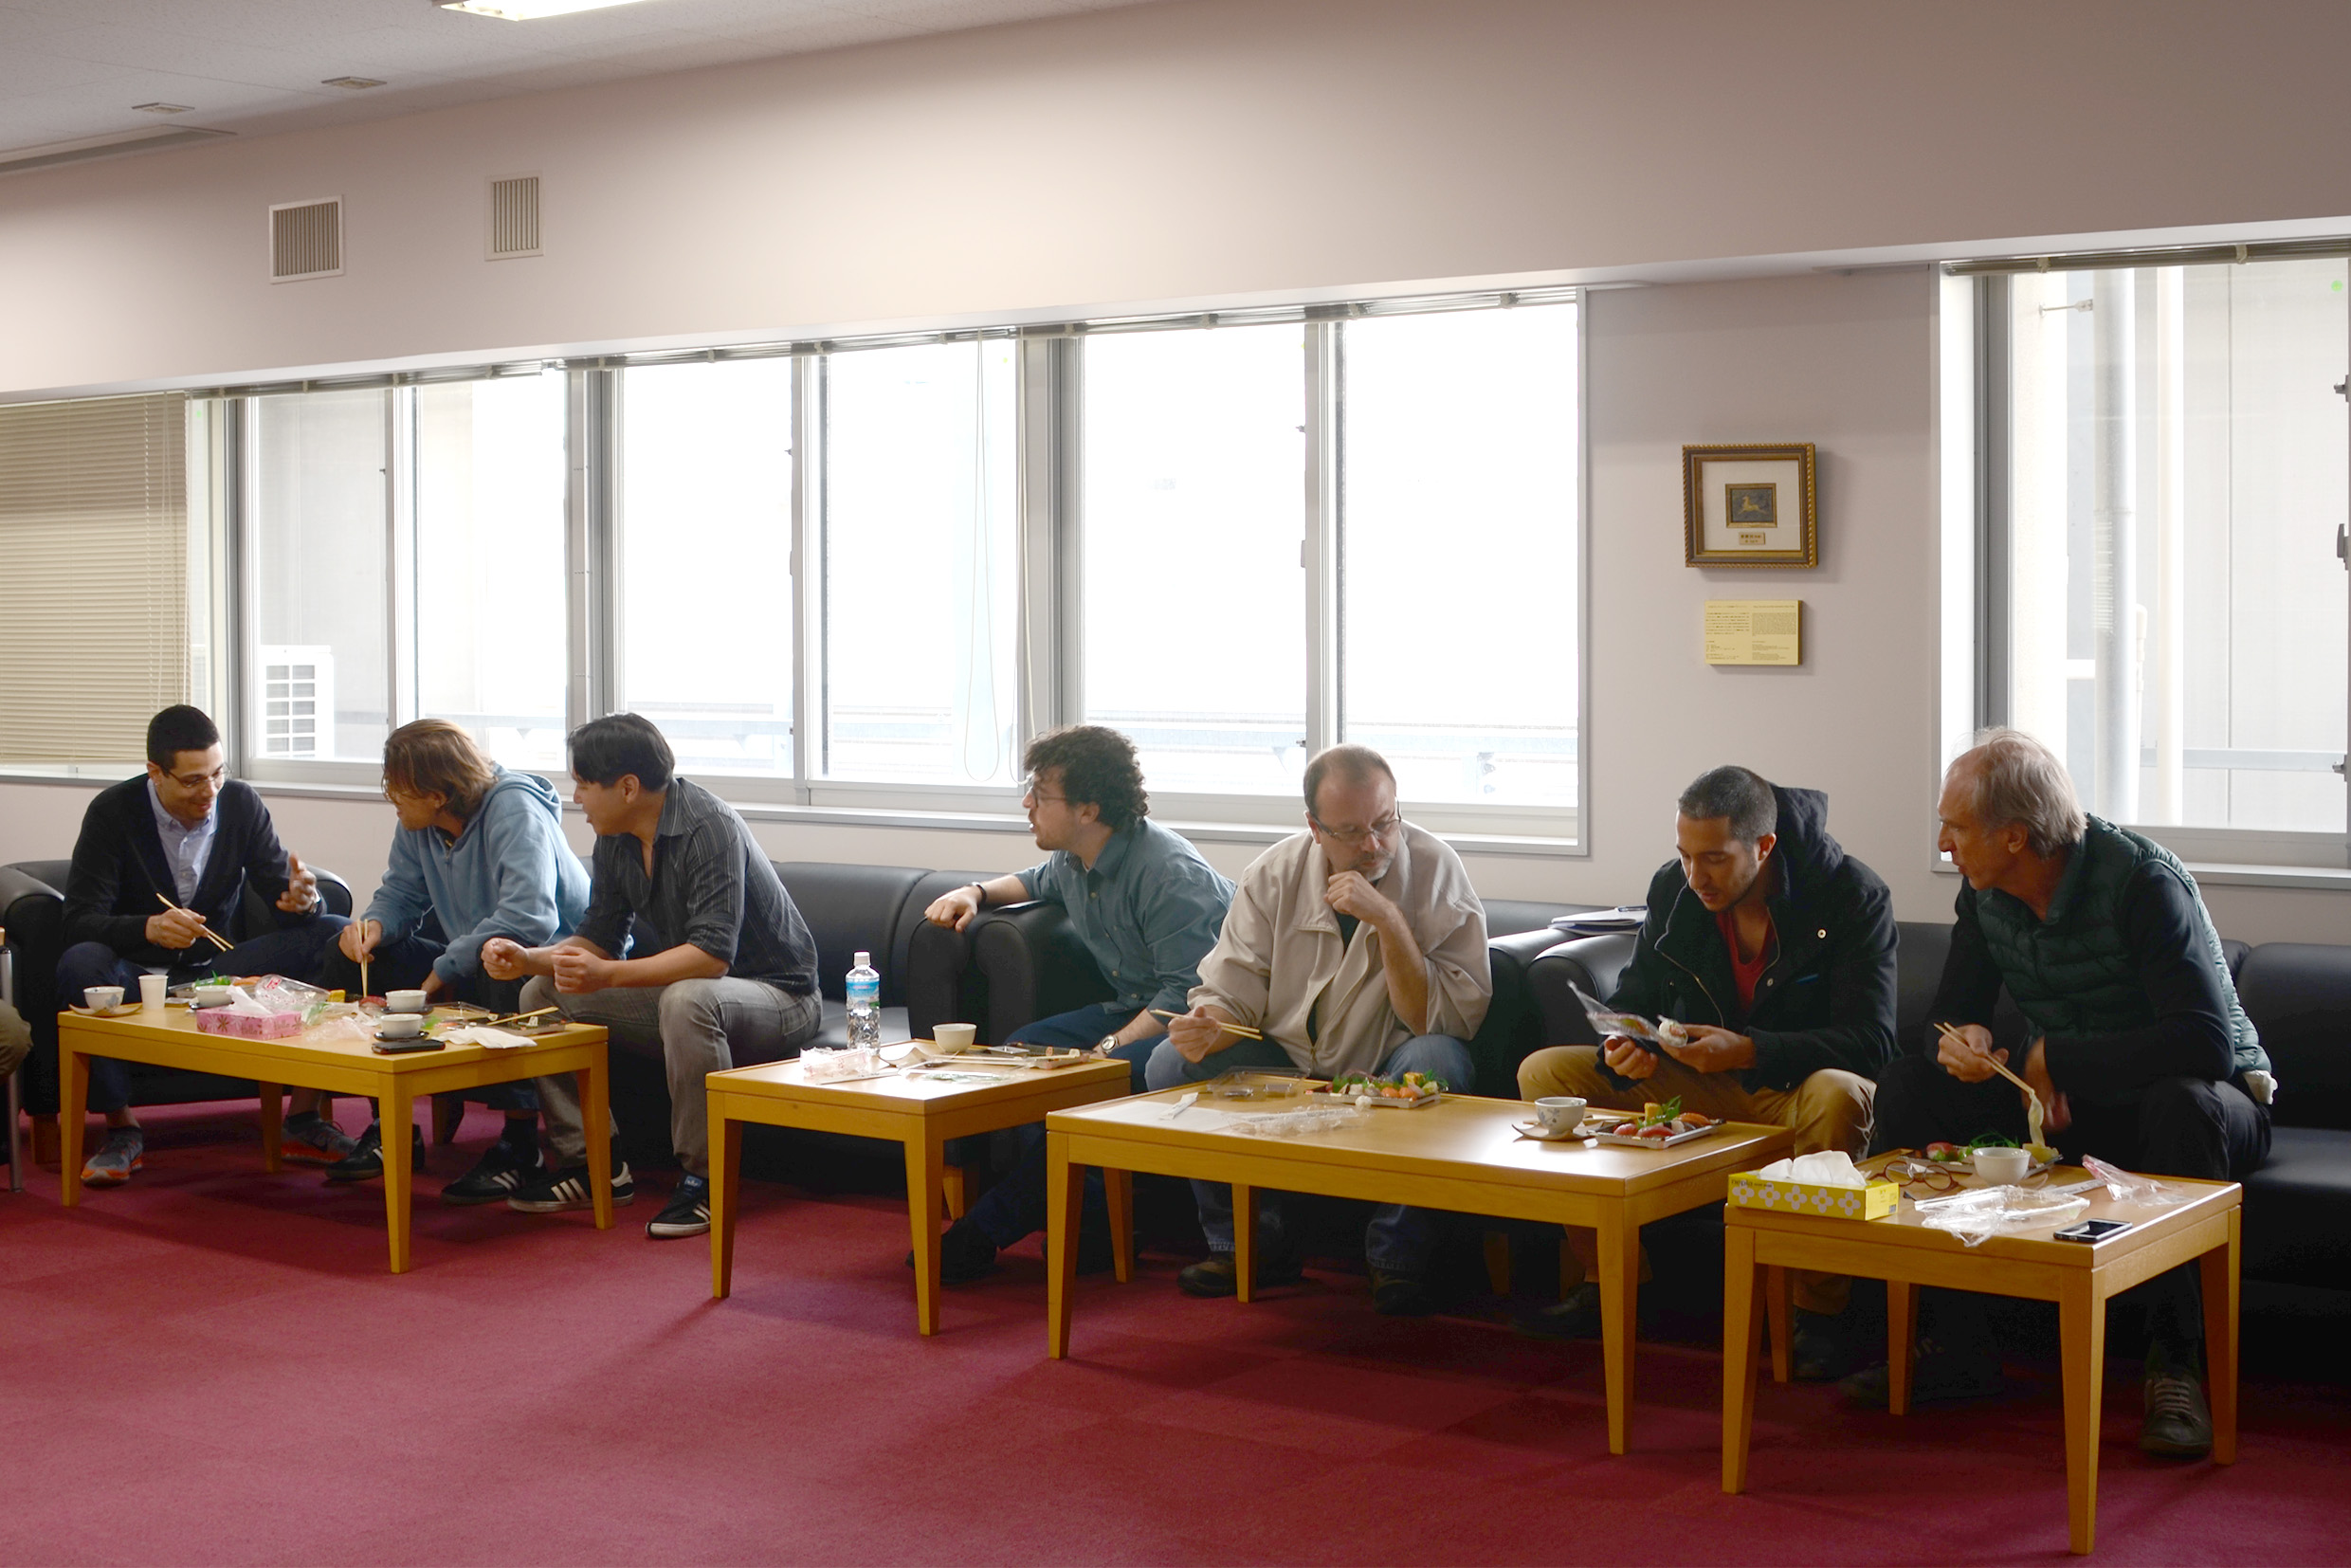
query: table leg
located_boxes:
[1105,1168,1135,1284]
[1887,1279,1918,1416]
[1046,1132,1082,1359]
[904,1133,945,1337]
[1722,1225,1762,1494]
[1231,1183,1256,1305]
[710,1108,740,1301]
[581,1062,612,1231]
[381,1086,413,1274]
[1765,1265,1793,1384]
[2201,1208,2241,1466]
[2058,1269,2107,1556]
[1596,1204,1640,1455]
[60,1041,86,1206]
[257,1082,283,1173]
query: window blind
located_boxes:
[0,392,190,763]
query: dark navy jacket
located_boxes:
[63,775,315,966]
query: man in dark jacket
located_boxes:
[1849,728,2268,1460]
[55,705,350,1185]
[1518,766,1896,1369]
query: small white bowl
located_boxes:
[376,1012,426,1039]
[192,985,233,1009]
[385,990,428,1014]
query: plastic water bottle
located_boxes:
[846,950,882,1049]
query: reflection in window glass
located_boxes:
[1083,326,1306,794]
[415,374,569,771]
[1339,305,1579,807]
[618,360,794,775]
[2006,261,2346,831]
[249,389,387,760]
[821,341,1018,784]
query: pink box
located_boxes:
[193,1009,305,1039]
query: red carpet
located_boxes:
[3,1102,2344,1566]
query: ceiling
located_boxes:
[0,0,1160,160]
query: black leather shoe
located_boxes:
[906,1215,1000,1285]
[1838,1340,2004,1407]
[1513,1282,1602,1341]
[1177,1247,1303,1298]
[324,1121,427,1184]
[2141,1369,2213,1458]
[1370,1268,1437,1317]
[1793,1308,1859,1382]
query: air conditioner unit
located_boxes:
[258,647,333,757]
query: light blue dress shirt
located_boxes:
[1019,817,1234,1017]
[146,776,217,906]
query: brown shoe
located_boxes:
[1176,1247,1304,1298]
[32,1114,61,1171]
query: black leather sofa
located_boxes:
[1525,919,2337,1290]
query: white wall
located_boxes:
[6,0,2350,947]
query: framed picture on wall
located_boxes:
[1683,443,1817,567]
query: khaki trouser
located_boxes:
[1516,1046,1874,1316]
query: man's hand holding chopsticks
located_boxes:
[145,904,211,950]
[1933,1020,2004,1082]
[1166,1005,1242,1064]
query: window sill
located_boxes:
[1929,857,2351,892]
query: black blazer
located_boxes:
[63,775,313,966]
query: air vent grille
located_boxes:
[487,174,540,260]
[269,198,342,282]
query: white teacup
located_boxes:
[82,986,124,1011]
[1535,1095,1588,1132]
[1972,1145,2032,1184]
[931,1022,977,1054]
[376,1012,426,1039]
[385,989,429,1014]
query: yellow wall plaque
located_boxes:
[1704,599,1802,665]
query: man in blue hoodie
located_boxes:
[314,720,590,1199]
[1517,766,1897,1375]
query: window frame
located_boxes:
[180,293,1589,851]
[1950,265,2351,873]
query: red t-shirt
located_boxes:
[1715,906,1775,1016]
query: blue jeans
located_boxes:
[57,918,349,1114]
[1145,1030,1476,1277]
[312,934,535,1112]
[962,1002,1159,1249]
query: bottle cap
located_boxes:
[854,951,870,967]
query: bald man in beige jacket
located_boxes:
[1149,744,1491,1315]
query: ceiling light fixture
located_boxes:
[320,76,387,90]
[436,0,657,19]
[133,102,193,114]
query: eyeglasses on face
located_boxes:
[167,765,228,791]
[1019,776,1067,806]
[1310,811,1403,846]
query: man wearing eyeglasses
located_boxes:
[918,724,1233,1283]
[1151,743,1493,1315]
[51,704,351,1185]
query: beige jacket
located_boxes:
[1190,824,1491,1079]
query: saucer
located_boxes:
[69,1002,146,1018]
[1512,1120,1591,1142]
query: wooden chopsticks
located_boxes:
[1148,1007,1263,1040]
[480,1005,560,1028]
[1932,1020,2036,1095]
[155,892,234,953]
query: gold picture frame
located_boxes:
[1683,443,1817,567]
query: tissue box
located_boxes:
[194,1009,305,1040]
[1727,1170,1900,1221]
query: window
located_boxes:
[47,287,1584,846]
[1986,260,2348,843]
[248,388,388,762]
[821,341,1018,786]
[1338,304,1579,807]
[1082,325,1307,794]
[415,373,569,770]
[617,359,794,776]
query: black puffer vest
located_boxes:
[1969,817,2266,1080]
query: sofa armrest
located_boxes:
[1464,926,1582,1099]
[971,902,1116,1045]
[904,918,984,1045]
[1527,934,1641,1047]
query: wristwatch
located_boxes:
[1095,1033,1121,1055]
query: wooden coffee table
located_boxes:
[706,1053,1134,1335]
[57,1004,613,1272]
[1721,1160,2242,1555]
[1044,1087,1793,1454]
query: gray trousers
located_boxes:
[527,974,822,1177]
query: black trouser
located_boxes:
[313,934,534,1114]
[1869,1054,2269,1357]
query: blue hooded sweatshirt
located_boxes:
[363,767,591,987]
